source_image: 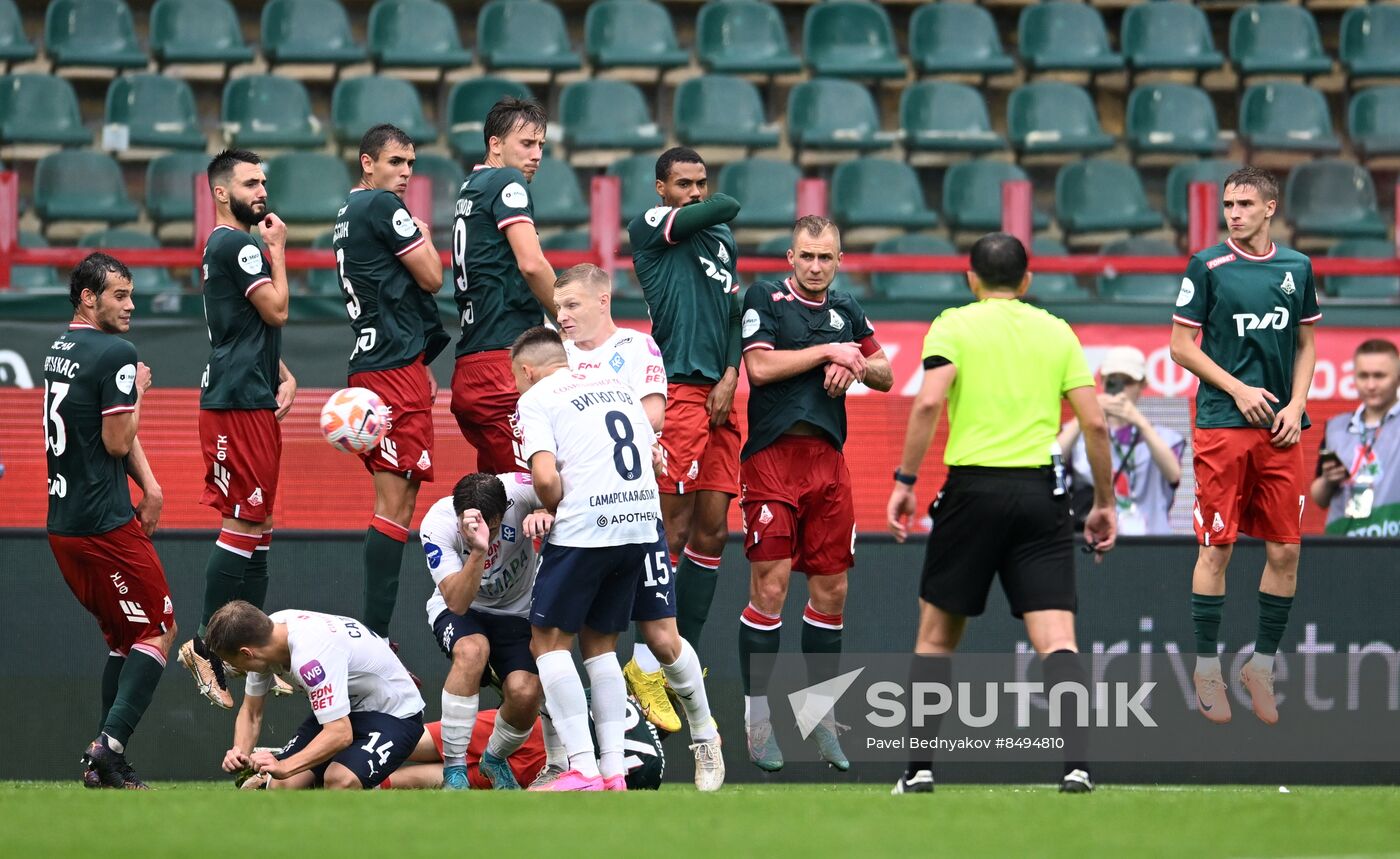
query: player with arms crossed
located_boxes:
[333,123,448,639]
[451,97,555,473]
[1170,167,1319,726]
[179,149,298,709]
[556,263,723,789]
[737,217,893,772]
[210,601,426,790]
[46,253,177,788]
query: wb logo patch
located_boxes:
[501,524,517,543]
[609,352,625,373]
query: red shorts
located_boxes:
[424,712,546,790]
[451,350,525,474]
[49,517,175,655]
[199,408,281,523]
[740,435,856,575]
[349,357,435,482]
[1192,427,1306,545]
[659,382,741,495]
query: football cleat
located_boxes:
[690,731,725,792]
[1192,671,1232,725]
[270,674,296,697]
[82,738,141,789]
[388,640,423,690]
[892,770,934,794]
[237,770,270,790]
[177,638,233,709]
[480,750,520,790]
[1060,769,1095,793]
[603,775,627,792]
[526,769,604,792]
[810,721,850,772]
[746,719,783,772]
[442,764,470,791]
[623,658,681,734]
[1240,663,1279,726]
[81,765,102,789]
[527,764,567,790]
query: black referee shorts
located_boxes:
[920,467,1077,619]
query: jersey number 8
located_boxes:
[604,410,642,481]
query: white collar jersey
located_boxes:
[564,327,667,401]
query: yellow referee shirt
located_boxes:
[921,298,1093,467]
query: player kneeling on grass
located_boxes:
[209,601,425,790]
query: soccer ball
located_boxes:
[320,387,387,454]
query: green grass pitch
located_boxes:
[3,782,1399,858]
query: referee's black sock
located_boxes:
[1044,649,1089,777]
[905,653,951,778]
[363,517,409,638]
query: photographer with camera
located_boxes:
[1311,339,1400,537]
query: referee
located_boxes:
[885,233,1116,795]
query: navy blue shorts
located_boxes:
[631,532,677,622]
[432,607,537,683]
[277,710,424,789]
[531,540,648,634]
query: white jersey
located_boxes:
[564,327,667,402]
[246,610,424,724]
[418,472,543,623]
[517,367,661,548]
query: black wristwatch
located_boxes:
[893,469,917,486]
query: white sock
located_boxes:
[745,694,770,726]
[539,709,566,770]
[662,639,717,741]
[485,714,532,760]
[440,691,478,767]
[1249,652,1275,672]
[536,651,598,778]
[584,653,627,779]
[632,642,661,674]
[101,733,125,754]
[1195,655,1222,676]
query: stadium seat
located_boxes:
[0,0,39,64]
[331,76,436,149]
[0,74,90,147]
[871,234,964,300]
[1018,2,1123,74]
[105,74,205,151]
[306,229,339,295]
[221,75,326,150]
[1326,239,1399,299]
[263,152,351,224]
[1349,87,1400,162]
[476,0,582,72]
[1164,158,1242,231]
[369,0,471,69]
[585,0,689,72]
[1229,4,1331,78]
[1125,84,1227,158]
[787,78,895,155]
[559,80,665,152]
[941,159,1049,233]
[695,0,801,75]
[802,0,906,79]
[831,159,939,230]
[1285,159,1389,240]
[612,267,643,299]
[1055,159,1163,237]
[261,0,367,66]
[901,82,1005,156]
[1238,83,1341,156]
[1121,2,1223,74]
[12,231,61,291]
[408,153,464,241]
[150,0,254,67]
[1007,83,1115,157]
[607,153,662,226]
[717,158,799,229]
[531,157,589,227]
[1028,237,1088,300]
[445,77,535,164]
[1341,5,1400,80]
[908,3,1014,77]
[541,228,590,252]
[1097,238,1181,302]
[674,76,780,150]
[79,228,180,292]
[146,151,209,229]
[45,0,147,70]
[33,150,140,227]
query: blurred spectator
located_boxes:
[1311,339,1400,537]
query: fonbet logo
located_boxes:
[1233,305,1289,337]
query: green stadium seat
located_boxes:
[79,228,180,292]
[0,74,90,147]
[45,0,148,70]
[559,80,665,152]
[221,75,326,150]
[33,151,140,227]
[1164,158,1241,231]
[105,74,205,151]
[408,153,464,243]
[1098,238,1181,302]
[941,159,1049,233]
[1056,159,1163,237]
[306,229,339,295]
[1125,84,1227,158]
[755,235,863,296]
[446,77,535,164]
[717,158,798,229]
[1028,237,1088,300]
[477,0,582,72]
[830,158,939,230]
[1230,4,1331,78]
[1007,83,1115,157]
[369,0,471,69]
[150,0,254,66]
[1349,87,1400,162]
[331,76,436,149]
[901,82,1004,156]
[607,153,663,226]
[908,3,1014,77]
[1285,159,1389,240]
[1239,82,1341,156]
[674,76,780,150]
[1326,239,1399,300]
[264,152,350,224]
[695,0,800,75]
[1018,2,1123,74]
[871,234,964,300]
[261,0,367,66]
[145,151,209,228]
[1341,5,1400,80]
[0,0,38,64]
[586,0,688,72]
[541,229,590,252]
[803,0,905,79]
[531,157,589,227]
[612,268,643,300]
[13,231,60,291]
[787,78,895,154]
[1121,2,1223,74]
